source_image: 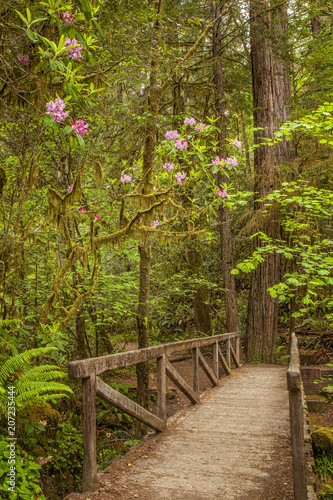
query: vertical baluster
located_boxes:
[192,347,199,394]
[226,339,231,369]
[213,341,219,382]
[157,353,166,423]
[82,369,97,492]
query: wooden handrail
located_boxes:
[68,332,240,492]
[287,332,307,500]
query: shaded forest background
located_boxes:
[0,0,332,498]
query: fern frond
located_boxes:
[0,319,21,330]
[15,383,72,405]
[0,347,57,387]
[17,366,68,383]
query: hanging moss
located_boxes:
[93,160,104,186]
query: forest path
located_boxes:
[69,365,293,500]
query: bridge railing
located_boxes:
[69,332,240,491]
[288,332,313,500]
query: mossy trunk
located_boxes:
[136,0,164,437]
[212,1,239,334]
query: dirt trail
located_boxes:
[66,365,293,500]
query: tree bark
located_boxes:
[212,1,239,334]
[187,244,212,335]
[246,0,293,362]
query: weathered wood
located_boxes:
[236,336,240,365]
[226,338,231,368]
[82,371,98,492]
[213,341,219,380]
[96,377,165,432]
[218,344,231,375]
[198,350,218,386]
[230,341,240,368]
[157,354,166,423]
[287,333,307,500]
[192,347,199,394]
[68,332,239,379]
[165,358,199,404]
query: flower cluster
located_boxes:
[194,122,206,132]
[120,174,132,184]
[174,139,188,150]
[230,139,242,148]
[212,156,225,166]
[94,214,101,220]
[215,189,227,198]
[165,130,180,140]
[175,172,187,185]
[69,117,89,136]
[151,220,159,228]
[226,157,238,167]
[67,185,73,193]
[45,97,69,123]
[64,38,83,61]
[78,207,86,214]
[17,54,30,66]
[184,117,196,126]
[162,163,175,171]
[60,11,75,24]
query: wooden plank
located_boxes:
[82,371,98,492]
[192,347,199,394]
[96,378,165,432]
[218,344,231,375]
[236,337,240,365]
[198,350,218,386]
[165,359,199,404]
[230,341,240,368]
[213,341,219,380]
[68,332,239,379]
[226,339,231,368]
[157,354,166,423]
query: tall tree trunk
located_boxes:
[238,108,251,174]
[246,0,293,362]
[187,243,212,335]
[136,0,164,436]
[212,1,239,334]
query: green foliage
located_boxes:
[0,435,46,500]
[315,454,333,483]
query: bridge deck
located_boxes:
[68,365,293,500]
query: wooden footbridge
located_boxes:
[68,333,316,500]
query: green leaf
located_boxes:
[76,133,85,148]
[26,29,39,42]
[80,0,92,21]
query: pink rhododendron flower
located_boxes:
[184,117,196,126]
[165,130,180,140]
[226,157,238,167]
[45,97,69,123]
[94,214,101,220]
[175,172,187,185]
[151,220,159,228]
[194,122,206,132]
[120,174,132,184]
[69,117,88,136]
[60,11,75,24]
[162,163,175,171]
[17,54,30,67]
[78,206,86,214]
[230,139,242,148]
[67,185,73,193]
[174,140,188,150]
[64,38,83,61]
[211,156,225,166]
[215,189,227,198]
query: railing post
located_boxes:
[157,353,166,423]
[82,369,98,492]
[226,339,231,368]
[213,341,219,381]
[287,333,307,500]
[235,335,240,365]
[192,347,199,394]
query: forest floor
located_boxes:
[65,363,294,500]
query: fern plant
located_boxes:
[0,347,72,418]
